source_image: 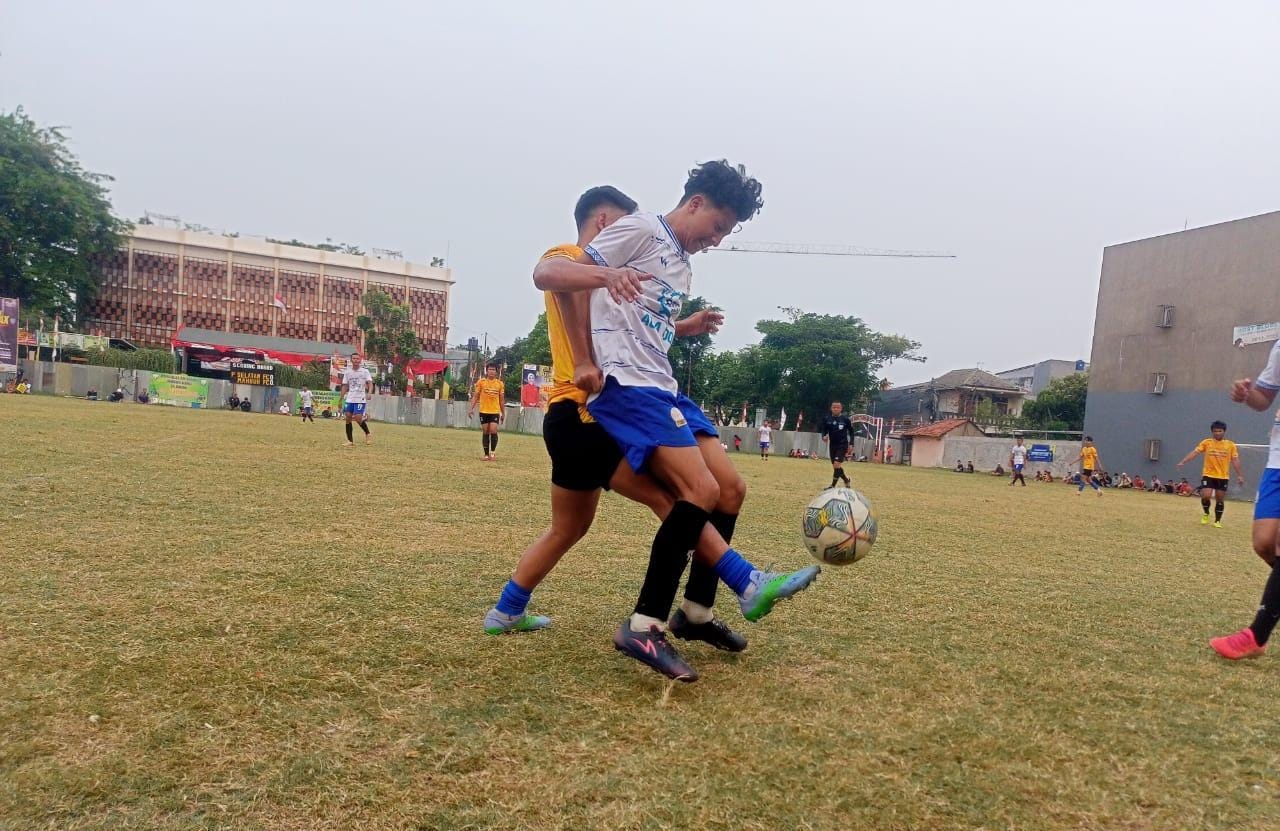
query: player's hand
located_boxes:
[1230,378,1253,403]
[821,435,828,443]
[601,267,650,304]
[574,362,603,394]
[683,308,724,336]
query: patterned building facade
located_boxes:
[84,227,452,352]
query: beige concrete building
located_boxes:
[84,226,453,352]
[1084,210,1280,482]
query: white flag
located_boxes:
[779,407,787,431]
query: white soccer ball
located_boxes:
[801,487,878,565]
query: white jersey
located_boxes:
[1257,340,1280,468]
[342,366,374,404]
[585,212,691,393]
[758,425,772,444]
[300,390,314,409]
[1010,443,1029,465]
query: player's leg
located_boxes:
[485,485,600,634]
[359,410,371,443]
[679,434,746,627]
[343,408,355,446]
[489,420,500,457]
[1211,469,1280,658]
[1199,483,1213,523]
[1214,486,1227,526]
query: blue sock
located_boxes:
[713,548,756,597]
[496,579,532,616]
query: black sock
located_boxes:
[835,465,848,482]
[1215,501,1225,522]
[482,433,491,455]
[634,501,711,621]
[345,422,353,442]
[1201,498,1211,515]
[490,434,498,451]
[684,511,737,608]
[359,421,369,435]
[1249,563,1280,645]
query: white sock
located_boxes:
[681,600,714,624]
[629,613,665,633]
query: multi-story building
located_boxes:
[83,226,452,353]
[1084,211,1280,482]
[995,359,1088,398]
[876,368,1026,427]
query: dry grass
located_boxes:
[2,395,1279,830]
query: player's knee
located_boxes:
[682,473,720,511]
[716,472,746,512]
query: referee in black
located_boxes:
[819,401,854,489]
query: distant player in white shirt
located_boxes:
[1210,340,1280,659]
[1009,435,1029,487]
[299,386,315,423]
[341,354,374,447]
[757,421,773,460]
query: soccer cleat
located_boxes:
[612,622,698,682]
[483,608,552,635]
[342,441,355,448]
[1201,514,1211,525]
[668,609,748,653]
[1214,521,1224,528]
[738,565,822,623]
[364,435,373,446]
[1210,627,1266,660]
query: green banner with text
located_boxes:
[147,373,210,408]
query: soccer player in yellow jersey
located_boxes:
[1068,436,1103,495]
[468,364,505,460]
[1176,420,1245,527]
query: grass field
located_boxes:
[3,395,1280,830]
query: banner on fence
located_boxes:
[147,373,210,408]
[298,389,342,414]
[0,298,17,372]
[1232,322,1280,347]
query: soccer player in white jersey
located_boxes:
[1009,435,1029,486]
[341,354,374,447]
[757,420,773,460]
[565,160,820,671]
[1210,340,1280,659]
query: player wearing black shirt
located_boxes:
[819,401,854,488]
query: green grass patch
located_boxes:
[2,395,1278,830]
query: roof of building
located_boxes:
[929,368,1023,392]
[900,418,979,438]
[176,327,359,358]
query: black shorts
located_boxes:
[1201,476,1229,492]
[830,444,849,462]
[543,400,624,492]
[479,413,501,425]
[1082,468,1093,478]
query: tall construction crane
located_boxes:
[712,241,955,258]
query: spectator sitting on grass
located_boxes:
[1132,474,1145,490]
[108,388,125,402]
[955,460,965,472]
[992,463,1005,476]
[1118,472,1133,488]
[965,461,975,473]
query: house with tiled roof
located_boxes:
[875,368,1027,428]
[898,418,987,467]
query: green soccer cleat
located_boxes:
[738,565,821,623]
[483,608,552,635]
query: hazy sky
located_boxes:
[4,1,1279,384]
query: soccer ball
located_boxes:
[802,487,878,565]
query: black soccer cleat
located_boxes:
[613,622,698,682]
[668,609,748,653]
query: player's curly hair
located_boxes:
[574,186,638,230]
[1211,420,1227,430]
[681,160,764,223]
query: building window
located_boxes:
[1145,439,1162,461]
[1156,305,1175,328]
[1151,372,1167,394]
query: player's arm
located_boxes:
[1232,378,1279,412]
[467,381,480,415]
[498,381,506,424]
[558,289,603,394]
[1176,444,1203,468]
[533,254,650,304]
[1232,447,1245,484]
[674,307,724,338]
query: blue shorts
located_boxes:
[760,442,770,450]
[1013,463,1024,472]
[343,402,366,416]
[1256,468,1280,520]
[586,378,718,473]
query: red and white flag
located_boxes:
[273,293,287,311]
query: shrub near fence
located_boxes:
[86,348,177,374]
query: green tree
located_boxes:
[669,296,719,399]
[755,308,923,419]
[493,313,551,395]
[356,289,420,393]
[1021,373,1088,430]
[0,108,127,321]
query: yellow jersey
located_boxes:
[1080,446,1099,470]
[540,244,591,413]
[473,378,504,414]
[1196,438,1238,479]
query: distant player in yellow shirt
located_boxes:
[468,365,505,460]
[1176,420,1245,527]
[1068,436,1103,496]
